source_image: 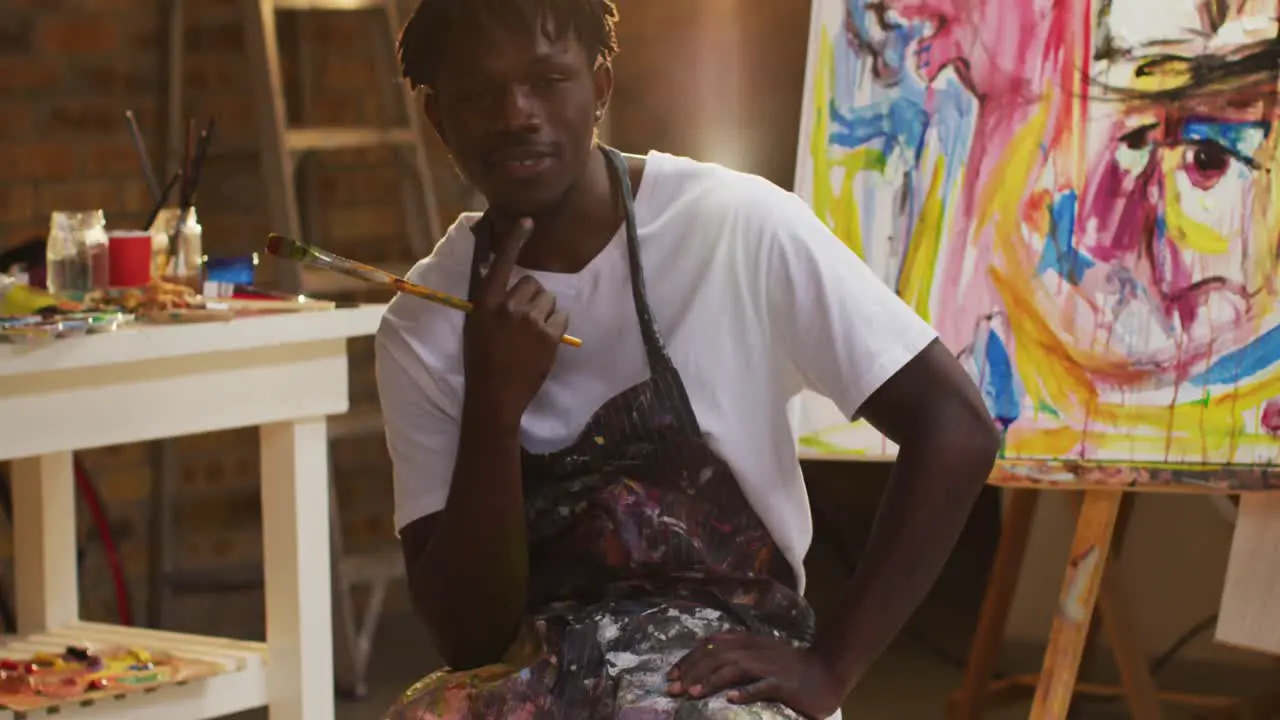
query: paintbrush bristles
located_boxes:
[267,235,349,282]
[265,233,315,263]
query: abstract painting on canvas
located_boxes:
[792,0,1280,467]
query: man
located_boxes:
[375,0,999,717]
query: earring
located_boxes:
[594,108,604,121]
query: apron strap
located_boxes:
[600,146,673,373]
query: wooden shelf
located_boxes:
[285,128,417,154]
[0,622,267,719]
[274,0,384,11]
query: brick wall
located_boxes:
[1,0,816,637]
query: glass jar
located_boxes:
[149,207,204,291]
[46,210,110,296]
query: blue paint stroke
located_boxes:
[1181,119,1269,166]
[825,0,978,284]
[979,329,1021,428]
[828,98,930,158]
[1189,324,1280,387]
[1036,190,1095,285]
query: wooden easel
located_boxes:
[949,463,1280,719]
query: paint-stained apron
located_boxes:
[385,147,816,719]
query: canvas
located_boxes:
[791,0,1280,467]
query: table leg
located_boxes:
[10,453,79,636]
[261,418,334,720]
[147,439,179,629]
[951,489,1040,719]
[1029,489,1123,719]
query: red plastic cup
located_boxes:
[107,231,153,287]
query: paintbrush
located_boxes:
[169,118,215,257]
[182,118,215,209]
[143,170,182,230]
[264,233,584,348]
[124,110,162,203]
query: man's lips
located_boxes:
[486,152,552,176]
[486,147,556,180]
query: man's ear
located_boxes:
[592,60,614,121]
[423,91,446,144]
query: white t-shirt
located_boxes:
[375,150,938,593]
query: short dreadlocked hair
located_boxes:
[398,0,620,93]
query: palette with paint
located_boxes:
[0,312,133,344]
[0,644,224,711]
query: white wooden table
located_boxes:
[0,305,385,719]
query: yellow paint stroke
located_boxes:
[1004,425,1087,457]
[990,267,1098,415]
[1129,57,1195,95]
[805,30,889,258]
[1162,153,1231,255]
[1006,422,1280,460]
[898,159,948,320]
[806,31,856,254]
[975,102,1050,240]
[798,30,849,249]
[834,148,887,256]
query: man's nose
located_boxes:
[496,85,541,131]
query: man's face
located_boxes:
[425,20,609,217]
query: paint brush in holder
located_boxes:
[157,117,215,289]
[124,110,162,204]
[264,233,584,348]
[143,171,182,231]
[172,118,215,247]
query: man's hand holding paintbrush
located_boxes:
[463,217,572,425]
[264,220,582,348]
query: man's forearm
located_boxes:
[414,399,530,669]
[811,425,997,691]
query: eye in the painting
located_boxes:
[1114,125,1154,173]
[1182,140,1234,190]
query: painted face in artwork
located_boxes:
[796,0,1280,462]
[1022,4,1280,388]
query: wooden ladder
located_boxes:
[242,0,443,295]
[215,0,419,696]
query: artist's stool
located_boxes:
[946,465,1280,720]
